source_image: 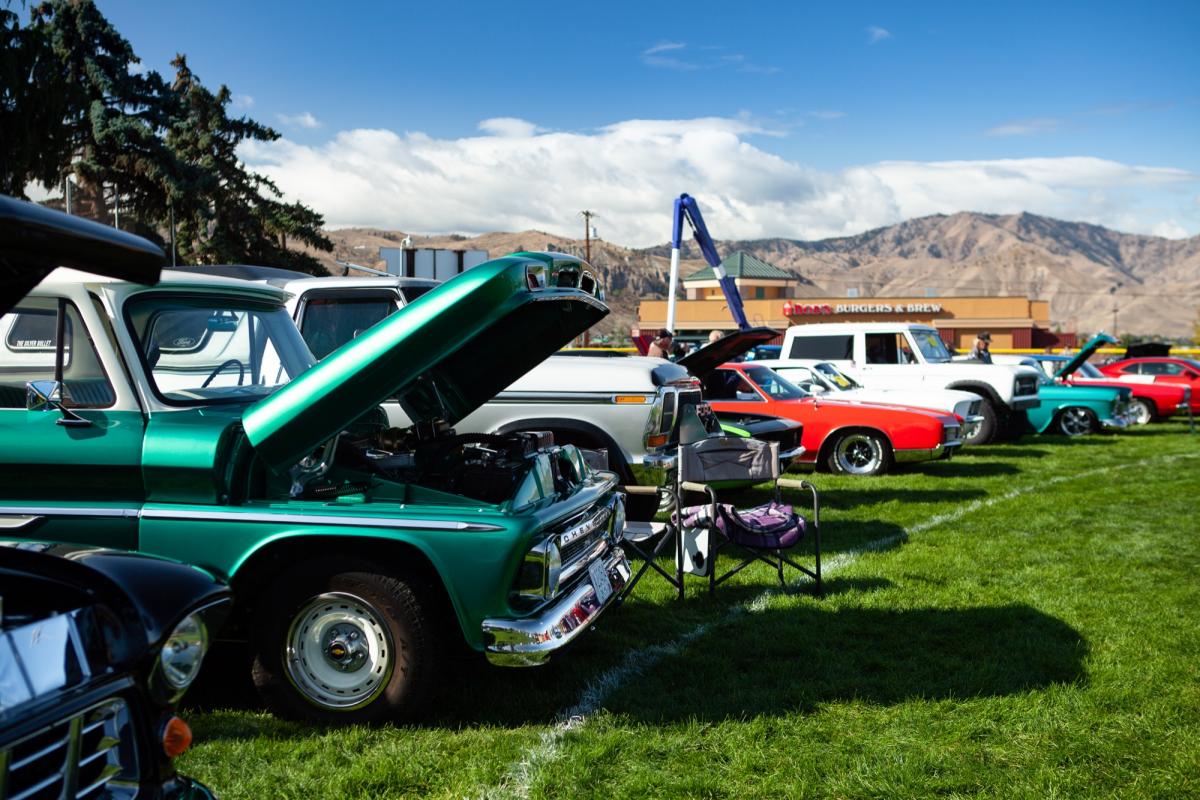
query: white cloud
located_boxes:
[640,41,778,74]
[277,111,321,129]
[477,118,543,137]
[808,110,846,120]
[231,94,255,110]
[238,116,1200,245]
[985,117,1063,137]
[867,26,891,44]
[1151,220,1188,239]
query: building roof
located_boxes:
[684,251,796,282]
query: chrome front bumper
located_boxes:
[1101,415,1132,431]
[894,439,961,463]
[960,415,985,442]
[1012,396,1040,410]
[482,546,631,666]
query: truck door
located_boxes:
[858,332,921,388]
[0,294,144,549]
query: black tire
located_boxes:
[250,559,442,725]
[826,430,893,476]
[1055,407,1097,437]
[1128,398,1156,425]
[964,399,998,445]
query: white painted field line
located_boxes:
[480,449,1199,799]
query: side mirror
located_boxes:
[26,380,91,427]
[808,384,827,394]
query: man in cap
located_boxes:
[971,331,993,364]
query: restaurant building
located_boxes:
[637,251,1077,350]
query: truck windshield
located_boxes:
[125,295,315,405]
[912,330,952,363]
[742,366,808,400]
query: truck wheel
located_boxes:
[250,560,441,724]
[1128,398,1155,425]
[1056,407,1097,437]
[964,400,998,445]
[827,431,893,476]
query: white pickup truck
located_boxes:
[780,323,1041,444]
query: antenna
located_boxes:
[336,260,392,277]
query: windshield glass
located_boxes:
[911,329,952,363]
[742,365,808,400]
[125,294,314,405]
[813,362,861,389]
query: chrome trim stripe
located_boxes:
[0,507,138,519]
[0,515,43,529]
[2,505,504,532]
[492,391,653,404]
[138,508,506,531]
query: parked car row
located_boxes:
[0,196,1180,789]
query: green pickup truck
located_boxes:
[0,204,629,724]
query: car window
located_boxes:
[299,294,398,359]
[125,295,314,405]
[911,330,951,363]
[787,334,852,360]
[0,298,114,409]
[814,362,860,389]
[1119,363,1141,374]
[742,366,806,400]
[865,333,914,365]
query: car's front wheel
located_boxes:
[1128,398,1156,425]
[250,560,442,724]
[827,430,893,476]
[1056,407,1097,437]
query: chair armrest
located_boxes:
[776,478,820,528]
[622,485,662,496]
[777,478,814,491]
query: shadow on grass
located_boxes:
[189,598,1085,736]
[908,460,1020,478]
[824,487,987,510]
[964,446,1052,458]
[606,603,1088,722]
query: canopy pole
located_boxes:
[666,246,680,332]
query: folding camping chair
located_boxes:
[676,435,822,596]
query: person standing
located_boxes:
[647,328,674,359]
[971,331,993,364]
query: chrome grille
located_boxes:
[968,399,982,416]
[2,698,136,800]
[557,506,612,568]
[944,424,961,443]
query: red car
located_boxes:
[1031,335,1192,424]
[1096,356,1200,415]
[703,361,963,476]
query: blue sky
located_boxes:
[95,0,1200,244]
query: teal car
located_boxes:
[997,353,1133,436]
[0,214,630,724]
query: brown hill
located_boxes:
[308,212,1200,339]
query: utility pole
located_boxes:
[580,210,596,262]
[1109,282,1123,336]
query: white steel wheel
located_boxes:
[829,432,890,476]
[1057,407,1096,437]
[285,592,394,711]
[1128,398,1154,425]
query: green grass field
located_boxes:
[180,421,1200,799]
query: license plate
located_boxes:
[588,559,613,605]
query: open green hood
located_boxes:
[1055,332,1117,378]
[243,253,608,472]
[677,327,780,378]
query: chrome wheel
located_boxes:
[832,432,887,475]
[1058,407,1095,437]
[1129,398,1154,425]
[285,592,394,710]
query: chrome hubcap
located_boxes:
[285,593,393,710]
[836,434,882,474]
[1130,400,1152,425]
[1061,408,1092,436]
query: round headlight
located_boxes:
[610,495,627,542]
[160,613,208,690]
